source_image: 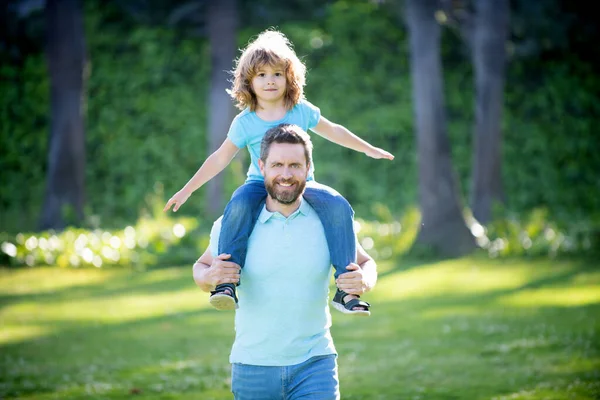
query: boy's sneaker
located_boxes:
[331,288,370,316]
[209,283,238,310]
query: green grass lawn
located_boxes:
[1,256,599,399]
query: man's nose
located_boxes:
[281,167,292,178]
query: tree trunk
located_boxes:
[205,0,238,217]
[405,0,476,257]
[40,0,87,230]
[470,0,509,224]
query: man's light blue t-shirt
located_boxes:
[209,198,336,366]
[227,99,321,182]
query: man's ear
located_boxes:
[258,159,265,176]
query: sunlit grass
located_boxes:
[0,267,116,294]
[0,326,53,345]
[1,256,598,399]
[373,258,553,301]
[501,285,600,307]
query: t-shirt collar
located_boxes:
[258,196,310,223]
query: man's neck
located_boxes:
[265,196,302,218]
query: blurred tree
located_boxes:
[205,0,238,217]
[439,0,509,224]
[405,0,476,256]
[40,0,87,230]
[470,0,509,223]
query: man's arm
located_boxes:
[356,242,377,291]
[335,242,377,295]
[193,247,241,293]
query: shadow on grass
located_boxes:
[331,300,599,400]
[1,260,599,399]
[0,271,194,312]
[0,306,235,399]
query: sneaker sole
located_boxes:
[210,293,238,310]
[331,301,370,316]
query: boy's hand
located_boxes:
[365,146,394,160]
[163,189,191,212]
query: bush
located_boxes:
[0,188,209,269]
[469,208,600,259]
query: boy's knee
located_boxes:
[328,196,354,219]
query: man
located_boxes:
[193,124,377,400]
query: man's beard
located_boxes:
[265,178,306,205]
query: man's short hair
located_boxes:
[260,123,313,166]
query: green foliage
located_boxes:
[289,1,417,216]
[4,199,597,270]
[83,2,212,228]
[0,187,208,269]
[502,61,600,219]
[0,53,49,230]
[479,208,600,259]
[355,204,420,262]
[0,2,213,232]
[1,0,599,242]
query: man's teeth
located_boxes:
[278,182,292,187]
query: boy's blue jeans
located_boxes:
[231,354,339,400]
[218,180,356,279]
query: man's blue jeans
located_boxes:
[231,355,339,400]
[218,180,356,279]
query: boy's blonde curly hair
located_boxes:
[229,29,306,111]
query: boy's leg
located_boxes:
[211,181,266,310]
[304,181,370,315]
[304,181,356,278]
[219,181,267,268]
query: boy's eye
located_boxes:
[257,73,265,77]
[275,72,283,77]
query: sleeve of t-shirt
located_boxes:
[301,99,321,129]
[209,216,223,257]
[226,117,247,149]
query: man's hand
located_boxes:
[163,189,192,212]
[198,254,240,289]
[365,146,394,160]
[335,263,371,295]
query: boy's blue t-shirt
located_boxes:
[227,99,321,182]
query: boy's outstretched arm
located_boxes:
[312,116,394,160]
[164,138,240,212]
